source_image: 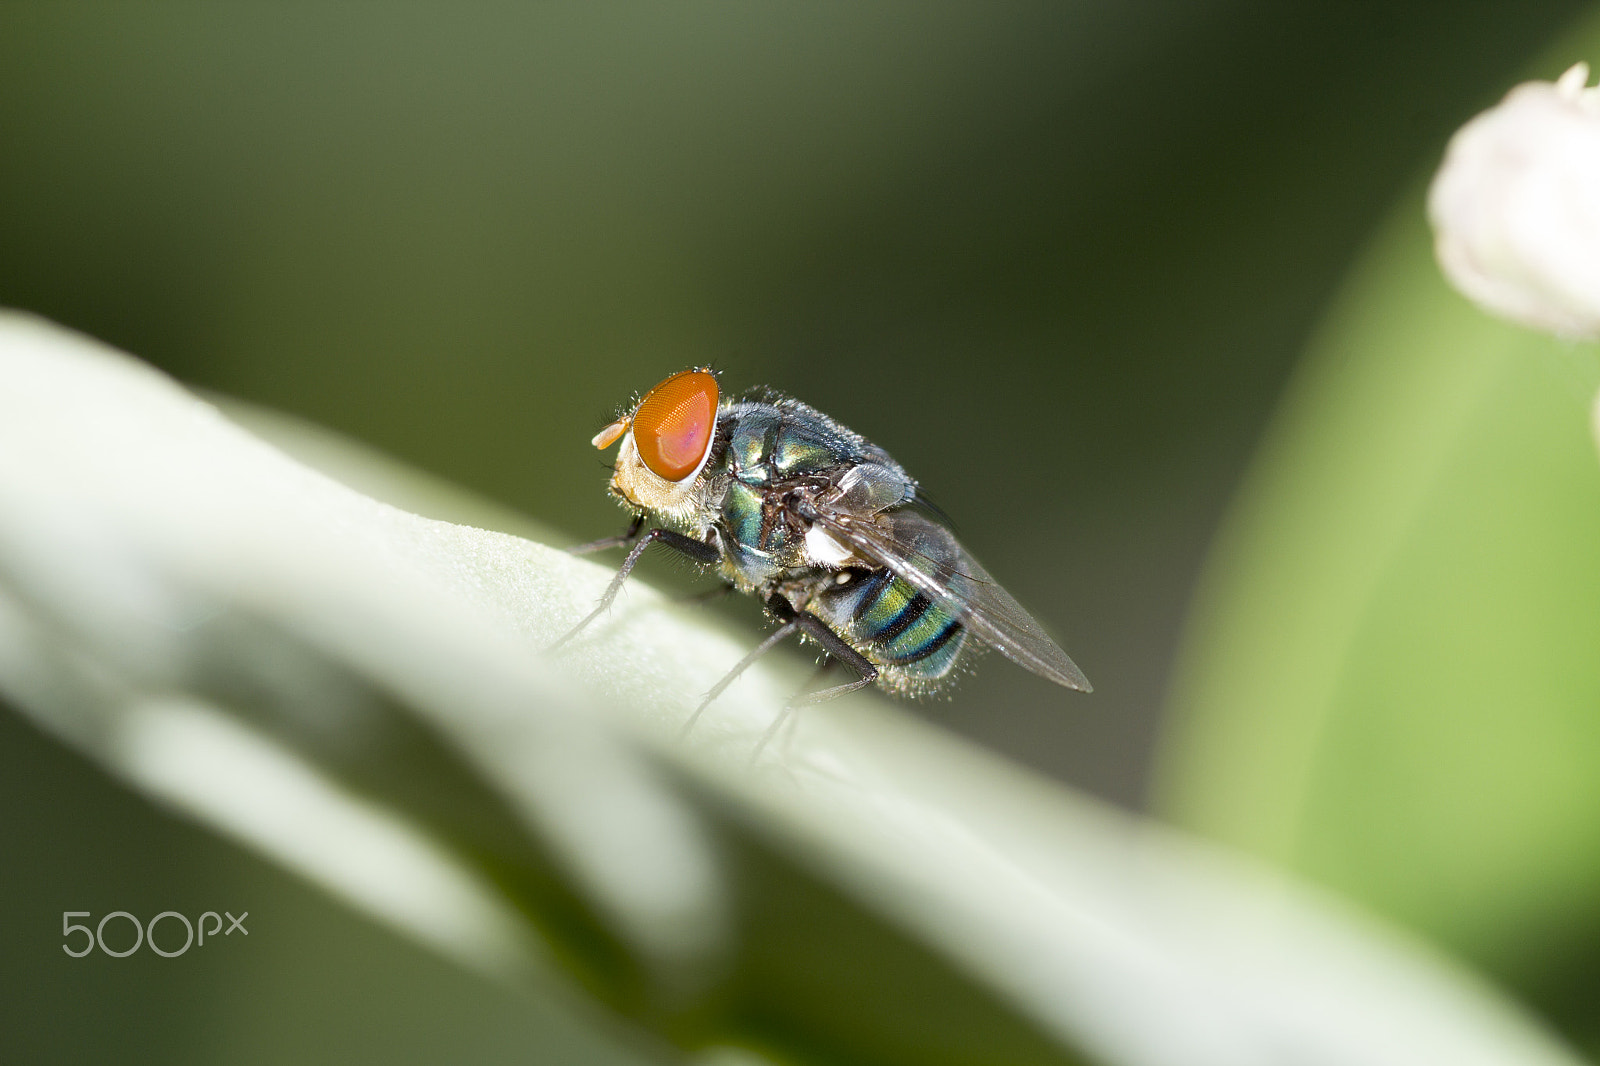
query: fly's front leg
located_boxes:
[551,527,720,648]
[568,513,644,556]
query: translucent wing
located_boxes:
[814,468,1091,692]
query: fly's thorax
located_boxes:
[722,398,904,485]
[716,400,896,570]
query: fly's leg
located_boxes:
[750,603,879,759]
[679,620,799,737]
[786,611,878,704]
[574,517,732,605]
[771,655,835,754]
[568,514,644,556]
[802,654,837,688]
[551,527,719,648]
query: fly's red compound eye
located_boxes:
[631,369,719,482]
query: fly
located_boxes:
[556,367,1090,741]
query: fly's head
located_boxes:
[590,368,721,522]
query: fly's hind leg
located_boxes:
[801,654,838,691]
[786,611,878,704]
[769,655,835,753]
[677,595,879,755]
[751,603,878,759]
[551,526,720,648]
[679,619,799,737]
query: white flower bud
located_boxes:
[1428,63,1600,339]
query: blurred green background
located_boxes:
[4,1,1598,1062]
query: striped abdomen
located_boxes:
[811,567,969,694]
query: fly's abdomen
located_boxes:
[814,568,968,692]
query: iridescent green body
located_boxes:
[593,378,1090,702]
[664,393,973,695]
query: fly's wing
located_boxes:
[815,475,1091,692]
[829,462,917,513]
